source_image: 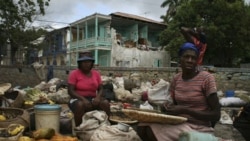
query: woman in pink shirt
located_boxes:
[68,52,110,126]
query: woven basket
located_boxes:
[0,124,24,141]
[0,83,11,95]
[0,107,30,128]
[109,115,138,124]
[3,91,24,108]
[122,109,187,124]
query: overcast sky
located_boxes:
[31,0,250,29]
[32,0,166,29]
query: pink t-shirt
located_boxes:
[170,71,217,126]
[68,69,102,97]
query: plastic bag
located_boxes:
[147,79,170,105]
[90,125,142,141]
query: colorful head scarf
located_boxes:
[178,42,199,57]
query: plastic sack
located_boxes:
[139,101,154,110]
[74,110,110,141]
[179,131,218,141]
[219,97,246,107]
[147,79,170,105]
[90,125,142,141]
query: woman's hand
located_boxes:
[164,105,189,115]
[92,96,101,107]
[80,97,92,109]
[160,100,174,112]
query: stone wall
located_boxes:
[1,65,250,92]
[99,67,250,92]
[0,66,41,87]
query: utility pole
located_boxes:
[6,39,11,65]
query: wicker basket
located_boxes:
[0,107,30,128]
[3,91,24,108]
[109,115,138,124]
[0,83,11,95]
[0,124,24,141]
[122,109,187,124]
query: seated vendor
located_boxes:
[137,42,221,141]
[67,51,110,126]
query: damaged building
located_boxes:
[68,12,169,67]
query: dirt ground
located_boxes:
[214,123,245,141]
[213,107,247,141]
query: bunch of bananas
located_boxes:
[0,115,6,121]
[8,124,25,136]
[48,99,55,104]
[24,101,34,105]
[18,136,33,141]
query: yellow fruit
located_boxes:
[67,112,73,118]
[8,124,25,136]
[33,128,55,139]
[51,134,78,141]
[0,115,6,121]
[24,101,34,105]
[48,100,55,105]
[18,136,34,141]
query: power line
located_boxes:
[124,0,163,7]
[34,19,70,24]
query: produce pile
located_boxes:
[1,127,78,141]
[0,78,75,140]
[3,78,68,109]
[23,88,54,106]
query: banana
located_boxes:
[0,115,6,121]
[48,99,55,105]
[18,136,33,141]
[67,112,73,118]
[24,100,34,105]
[8,124,25,136]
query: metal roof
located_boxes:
[110,12,166,26]
[70,13,111,26]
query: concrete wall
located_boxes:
[111,41,170,67]
[1,65,250,92]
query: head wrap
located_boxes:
[178,42,199,57]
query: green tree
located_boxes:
[160,0,250,67]
[0,0,50,64]
[160,0,189,23]
[11,27,47,64]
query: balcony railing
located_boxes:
[70,37,112,49]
